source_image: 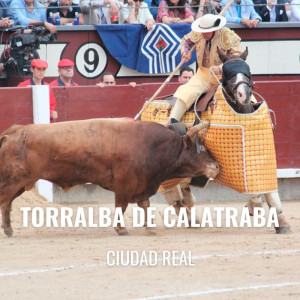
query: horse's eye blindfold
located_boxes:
[222,60,252,83]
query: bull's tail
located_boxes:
[0,125,24,148]
[0,125,23,148]
[0,135,8,148]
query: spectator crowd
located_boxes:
[0,0,299,28]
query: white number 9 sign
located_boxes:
[75,43,107,79]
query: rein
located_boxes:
[194,59,254,127]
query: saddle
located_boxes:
[162,85,218,114]
[193,85,219,113]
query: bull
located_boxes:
[0,118,219,236]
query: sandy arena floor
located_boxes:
[0,190,299,300]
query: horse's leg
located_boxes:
[162,181,197,226]
[137,199,156,235]
[246,194,264,216]
[264,192,291,234]
[162,184,184,215]
[180,179,196,211]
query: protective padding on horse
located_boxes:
[201,87,278,194]
[141,100,195,128]
[141,87,278,194]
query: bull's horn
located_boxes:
[186,121,210,138]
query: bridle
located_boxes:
[230,78,254,92]
[221,58,254,102]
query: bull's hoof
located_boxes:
[115,227,129,236]
[4,227,13,237]
[145,227,157,235]
[275,226,292,234]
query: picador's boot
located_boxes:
[168,98,188,136]
[169,98,186,123]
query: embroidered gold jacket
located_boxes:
[181,28,243,69]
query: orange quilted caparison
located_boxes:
[141,87,278,194]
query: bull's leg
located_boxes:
[1,201,13,237]
[114,198,129,236]
[0,187,25,237]
[264,192,291,234]
[137,199,156,235]
[246,194,264,216]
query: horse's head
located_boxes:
[217,47,254,113]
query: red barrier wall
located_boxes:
[0,88,33,132]
[254,81,300,168]
[0,81,299,169]
[53,83,180,121]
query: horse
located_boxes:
[216,47,255,114]
[163,48,291,234]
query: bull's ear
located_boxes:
[183,135,192,149]
[239,47,248,61]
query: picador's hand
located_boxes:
[168,118,187,136]
[184,38,194,53]
[182,38,194,62]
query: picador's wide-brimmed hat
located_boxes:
[191,14,226,33]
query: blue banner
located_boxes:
[96,24,197,74]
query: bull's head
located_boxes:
[179,122,219,179]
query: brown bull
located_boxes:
[0,118,219,236]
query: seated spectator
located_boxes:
[156,0,195,23]
[18,59,57,121]
[47,0,84,25]
[190,0,219,19]
[220,0,261,27]
[178,66,194,84]
[144,0,162,19]
[50,59,78,87]
[8,0,56,33]
[253,0,288,21]
[120,0,155,30]
[0,0,14,28]
[290,0,300,21]
[80,0,121,24]
[96,72,136,87]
